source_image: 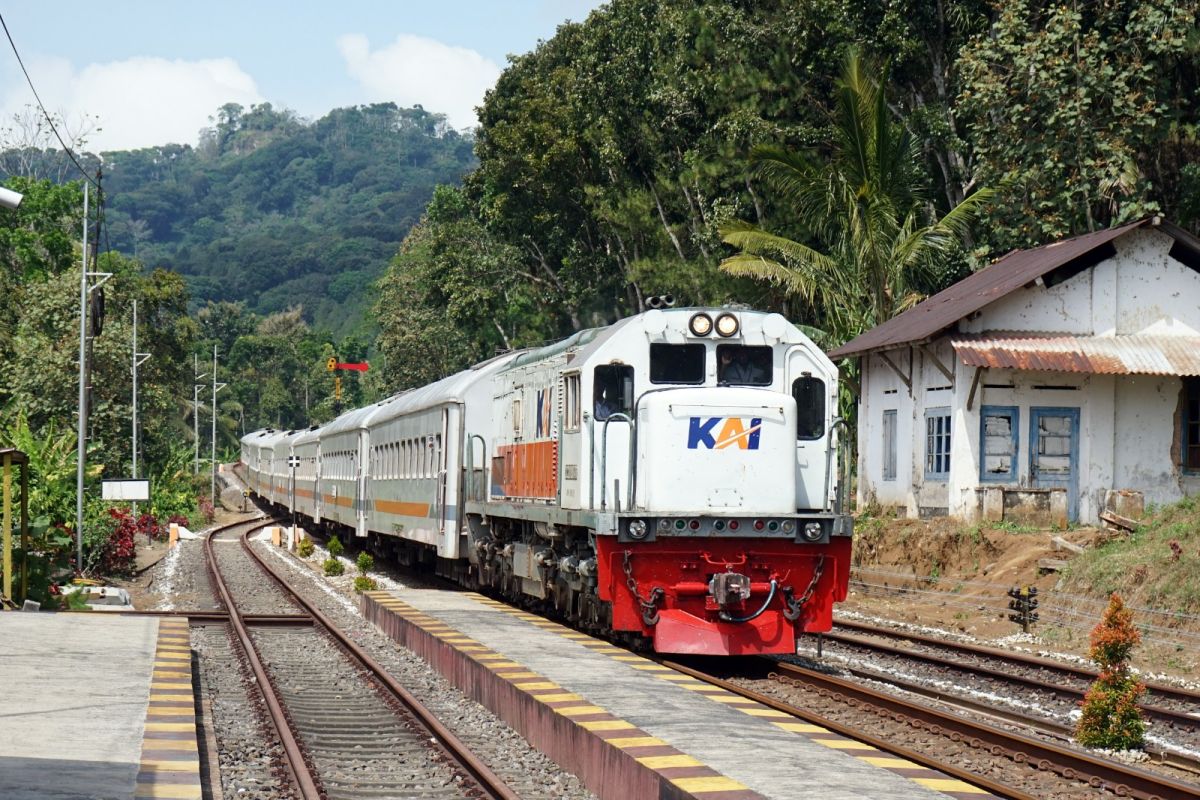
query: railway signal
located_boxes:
[1007,585,1039,633]
[325,357,369,413]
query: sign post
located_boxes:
[288,454,300,540]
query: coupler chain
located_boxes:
[622,550,664,626]
[782,554,826,621]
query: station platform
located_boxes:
[361,590,993,800]
[0,613,201,800]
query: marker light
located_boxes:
[767,520,779,532]
[715,313,740,337]
[675,519,686,530]
[713,520,726,531]
[753,519,765,531]
[688,519,701,530]
[728,520,740,531]
[689,313,714,336]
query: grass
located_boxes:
[1061,495,1200,616]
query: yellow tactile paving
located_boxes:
[671,775,750,792]
[134,620,201,800]
[915,779,990,794]
[638,754,704,769]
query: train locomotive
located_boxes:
[240,306,852,655]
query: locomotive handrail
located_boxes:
[599,413,632,511]
[824,417,849,514]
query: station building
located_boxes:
[830,218,1200,526]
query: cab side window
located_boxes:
[594,364,634,420]
[792,376,826,440]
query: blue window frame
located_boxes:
[924,407,951,480]
[882,409,898,481]
[1185,377,1200,473]
[979,405,1019,482]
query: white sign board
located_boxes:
[102,479,150,501]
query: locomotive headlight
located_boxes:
[689,313,713,336]
[715,313,740,337]
[802,522,824,542]
[628,519,648,539]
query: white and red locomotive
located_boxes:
[241,305,852,655]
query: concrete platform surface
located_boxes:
[0,613,159,800]
[362,590,992,800]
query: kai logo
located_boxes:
[687,417,763,450]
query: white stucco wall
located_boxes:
[856,225,1200,525]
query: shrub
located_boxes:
[88,508,139,576]
[297,537,314,558]
[323,557,344,576]
[356,551,374,575]
[353,575,378,593]
[1075,593,1146,750]
[327,535,343,559]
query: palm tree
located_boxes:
[720,50,992,348]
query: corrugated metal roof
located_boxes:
[951,334,1200,376]
[827,219,1152,359]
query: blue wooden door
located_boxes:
[1029,407,1079,523]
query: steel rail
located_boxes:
[65,609,312,623]
[833,659,1200,775]
[833,619,1200,711]
[660,659,1034,800]
[238,529,520,800]
[765,659,1200,800]
[204,520,323,800]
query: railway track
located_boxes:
[827,619,1200,726]
[800,621,1200,773]
[204,519,518,800]
[667,656,1200,800]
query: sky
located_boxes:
[0,1,606,153]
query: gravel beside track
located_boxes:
[210,529,302,616]
[192,623,295,799]
[247,535,596,800]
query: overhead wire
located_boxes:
[0,11,99,189]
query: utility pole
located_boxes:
[210,346,227,508]
[193,354,207,474]
[131,301,150,519]
[74,178,111,574]
[75,181,87,574]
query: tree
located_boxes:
[719,51,991,350]
[1075,593,1146,751]
[957,0,1200,250]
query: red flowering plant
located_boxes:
[92,508,139,576]
[1075,593,1146,750]
[198,496,215,524]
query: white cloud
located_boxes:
[337,33,500,130]
[0,55,263,152]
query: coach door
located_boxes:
[356,431,369,538]
[786,346,830,510]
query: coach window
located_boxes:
[594,364,633,420]
[650,343,705,385]
[792,375,825,440]
[718,344,771,386]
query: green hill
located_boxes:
[6,102,476,338]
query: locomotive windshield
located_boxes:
[649,343,705,384]
[717,345,771,386]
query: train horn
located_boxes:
[646,295,676,310]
